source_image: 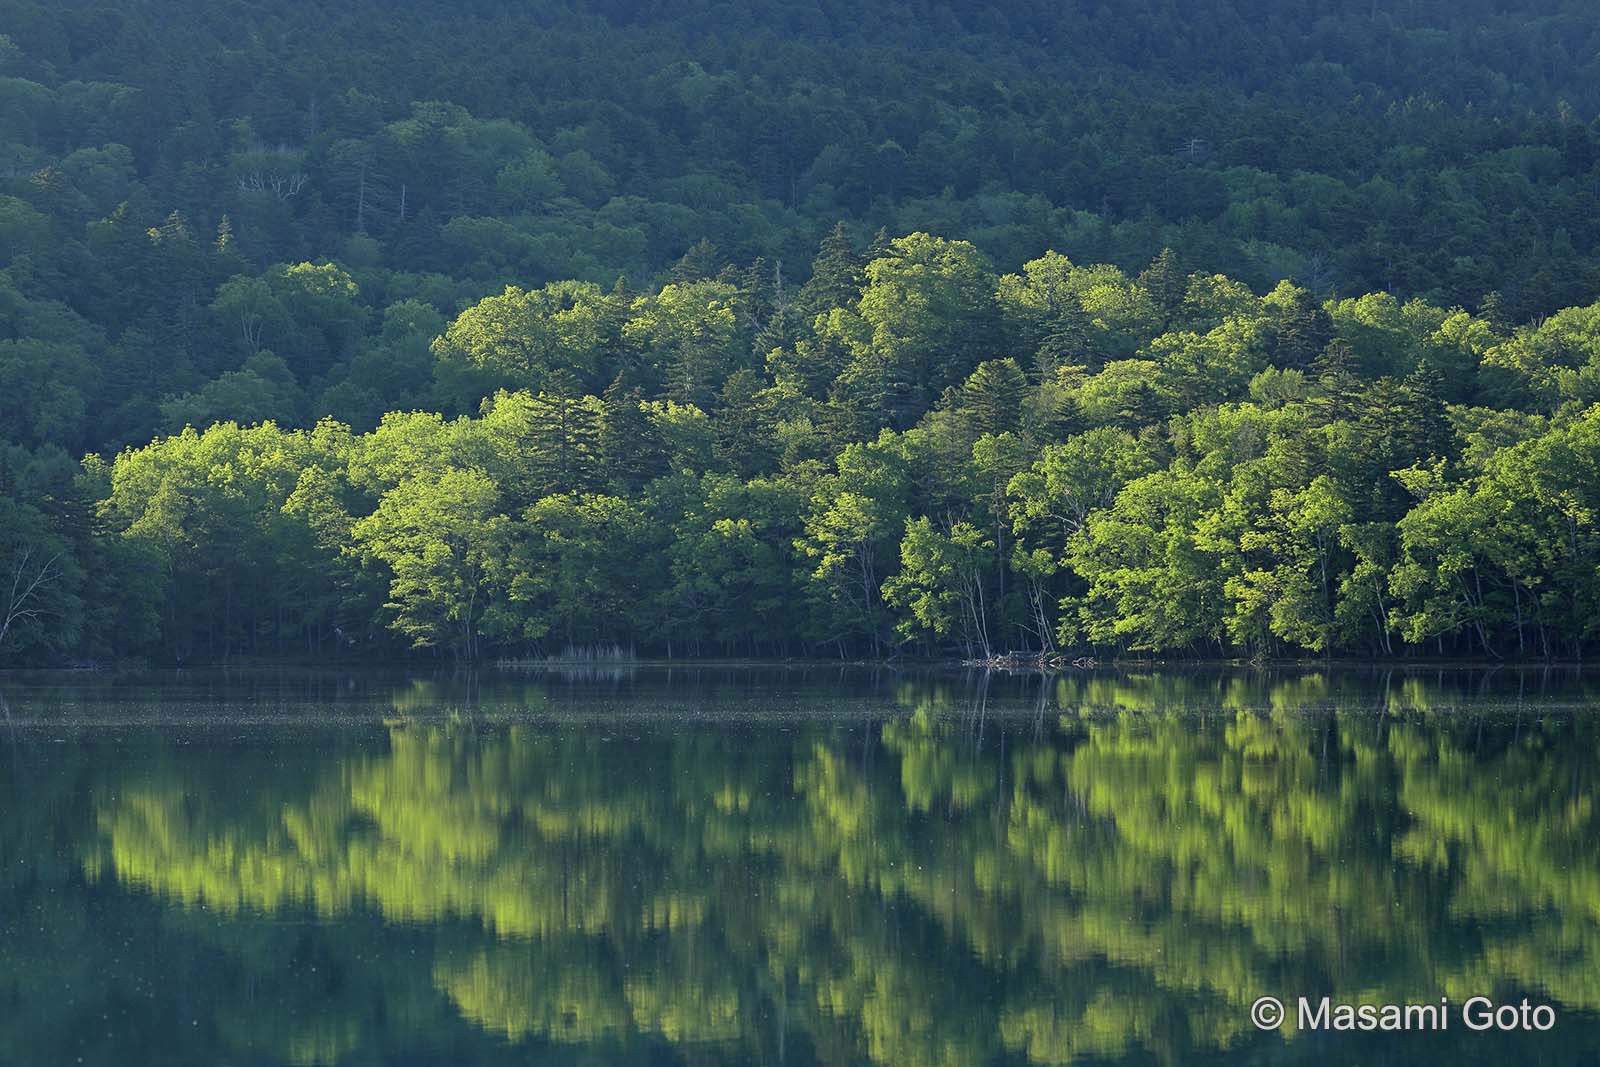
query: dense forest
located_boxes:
[3,0,1600,664]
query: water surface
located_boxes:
[2,666,1597,1065]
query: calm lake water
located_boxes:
[1,666,1598,1066]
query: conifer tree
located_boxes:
[1140,247,1186,326]
[598,375,665,492]
[961,358,1029,438]
[1312,339,1363,421]
[1274,290,1335,370]
[1395,358,1453,462]
[671,239,721,284]
[1034,297,1095,379]
[796,223,863,321]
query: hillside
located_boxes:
[2,1,1598,663]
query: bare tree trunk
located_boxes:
[1,548,63,653]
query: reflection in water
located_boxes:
[2,669,1599,1065]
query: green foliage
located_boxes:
[0,222,1592,663]
[509,492,654,650]
[882,518,998,658]
[2,0,1599,664]
[430,281,611,404]
[0,475,83,659]
[624,281,742,408]
[351,467,513,658]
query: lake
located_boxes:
[1,666,1597,1065]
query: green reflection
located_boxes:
[18,672,1600,1064]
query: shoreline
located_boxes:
[3,656,1596,676]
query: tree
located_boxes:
[799,489,887,653]
[711,368,777,477]
[1311,339,1363,420]
[0,339,90,449]
[1064,468,1227,652]
[1268,283,1334,371]
[1009,428,1157,551]
[598,376,666,491]
[206,264,365,383]
[1032,297,1095,380]
[495,147,562,211]
[0,511,73,658]
[997,253,1157,366]
[1222,476,1354,654]
[1388,482,1504,657]
[478,386,603,505]
[670,238,722,283]
[882,517,998,660]
[1139,247,1186,326]
[351,468,513,659]
[508,492,652,651]
[431,282,609,404]
[959,359,1028,438]
[623,281,741,409]
[661,476,806,655]
[159,352,303,431]
[1392,358,1453,463]
[96,421,342,661]
[796,222,864,321]
[842,233,1001,426]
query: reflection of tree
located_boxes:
[1390,720,1600,1012]
[71,673,1600,1065]
[432,939,631,1042]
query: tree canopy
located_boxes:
[4,0,1600,663]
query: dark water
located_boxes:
[2,666,1598,1066]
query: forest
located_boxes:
[3,0,1600,664]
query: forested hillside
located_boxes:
[3,0,1599,663]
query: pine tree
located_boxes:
[1477,290,1508,334]
[752,260,796,358]
[599,375,664,492]
[671,238,721,283]
[525,372,602,496]
[865,225,892,262]
[713,368,776,477]
[1032,389,1085,441]
[1395,358,1453,462]
[796,222,863,321]
[1274,289,1335,370]
[1139,247,1186,326]
[666,338,726,409]
[961,358,1028,437]
[598,276,639,384]
[149,210,192,242]
[1120,381,1167,429]
[1034,297,1095,379]
[1312,339,1363,421]
[741,256,774,331]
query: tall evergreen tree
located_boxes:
[1395,359,1454,462]
[1312,339,1363,421]
[1274,290,1336,370]
[671,239,722,284]
[598,375,665,492]
[796,223,863,322]
[961,358,1029,438]
[1140,247,1186,326]
[1034,297,1096,379]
